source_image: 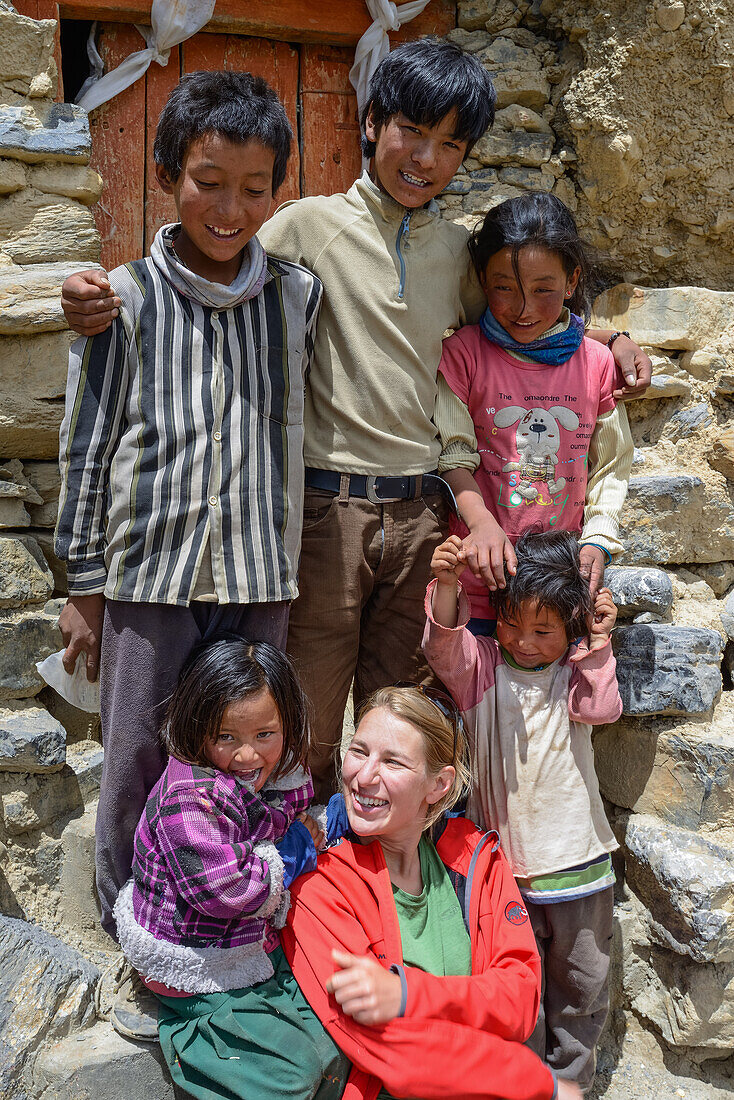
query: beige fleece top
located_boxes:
[258,174,486,476]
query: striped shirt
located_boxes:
[56,226,322,606]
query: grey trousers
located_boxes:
[97,598,289,940]
[525,886,614,1093]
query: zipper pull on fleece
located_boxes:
[395,211,412,300]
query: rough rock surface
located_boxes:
[0,914,98,1099]
[542,0,734,289]
[0,699,66,771]
[605,566,673,619]
[612,624,723,716]
[34,1023,174,1100]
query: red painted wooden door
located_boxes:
[13,4,457,269]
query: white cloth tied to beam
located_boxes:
[348,0,432,119]
[76,0,215,113]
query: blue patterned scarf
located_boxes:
[479,306,585,365]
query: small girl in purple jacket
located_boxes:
[113,637,324,1041]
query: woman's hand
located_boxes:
[556,1079,583,1100]
[326,949,402,1026]
[297,811,325,851]
[609,334,651,399]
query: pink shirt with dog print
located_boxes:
[438,327,617,619]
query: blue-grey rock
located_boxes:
[606,566,673,619]
[468,167,499,182]
[442,177,471,194]
[0,604,61,698]
[0,103,90,163]
[498,165,553,190]
[624,813,734,964]
[0,700,65,771]
[721,590,734,640]
[0,914,98,1099]
[612,624,722,715]
[668,402,712,441]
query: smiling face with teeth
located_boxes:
[204,686,284,791]
[155,132,275,285]
[364,109,469,209]
[341,706,451,845]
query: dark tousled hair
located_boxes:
[493,530,593,643]
[153,70,292,192]
[469,191,596,320]
[162,635,309,780]
[361,38,496,160]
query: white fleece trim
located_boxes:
[267,765,310,792]
[309,803,329,849]
[251,841,286,919]
[114,881,275,994]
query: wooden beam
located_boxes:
[56,0,455,46]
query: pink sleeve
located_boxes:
[438,328,476,405]
[421,579,501,711]
[567,639,623,724]
[594,341,618,417]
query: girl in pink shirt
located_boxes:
[436,192,633,629]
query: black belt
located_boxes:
[305,467,457,510]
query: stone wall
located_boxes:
[0,9,107,1098]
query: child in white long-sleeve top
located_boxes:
[423,528,622,1095]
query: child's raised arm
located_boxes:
[430,535,466,628]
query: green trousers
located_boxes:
[158,947,351,1100]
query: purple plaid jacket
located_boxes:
[113,756,313,992]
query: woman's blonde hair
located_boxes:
[354,685,471,829]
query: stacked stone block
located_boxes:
[0,10,110,1097]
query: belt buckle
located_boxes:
[365,476,403,504]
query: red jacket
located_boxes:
[282,818,556,1100]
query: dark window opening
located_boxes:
[60,20,95,104]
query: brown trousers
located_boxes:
[526,886,614,1093]
[287,485,449,799]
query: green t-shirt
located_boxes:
[391,836,472,978]
[377,838,472,1100]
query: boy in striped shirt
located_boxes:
[55,71,321,1035]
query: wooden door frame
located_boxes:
[53,1,455,46]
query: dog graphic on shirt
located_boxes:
[493,405,580,500]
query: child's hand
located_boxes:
[61,269,120,336]
[579,544,606,597]
[326,949,402,1026]
[459,518,517,592]
[297,811,325,851]
[570,586,617,662]
[58,594,105,682]
[431,535,465,584]
[589,586,617,650]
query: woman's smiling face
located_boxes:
[341,707,446,842]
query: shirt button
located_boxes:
[213,431,222,442]
[209,495,218,507]
[211,311,219,319]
